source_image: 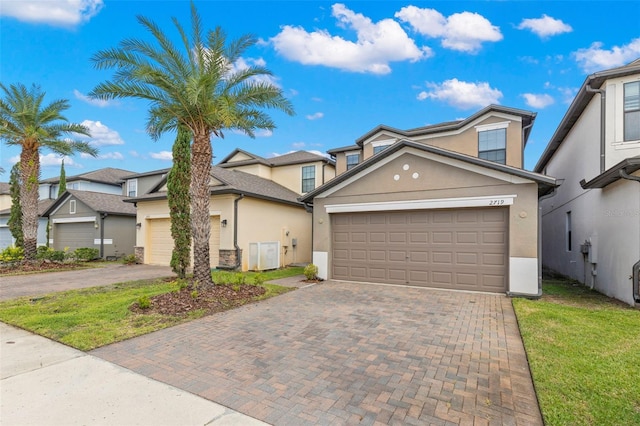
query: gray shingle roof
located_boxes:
[127,166,303,206]
[0,198,54,216]
[42,190,136,217]
[218,149,333,168]
[40,167,136,185]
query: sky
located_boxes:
[1,0,639,180]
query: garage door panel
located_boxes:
[331,208,507,292]
[148,216,220,267]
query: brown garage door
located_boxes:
[148,216,220,267]
[331,208,508,292]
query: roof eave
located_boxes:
[579,157,640,189]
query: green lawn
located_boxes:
[0,267,303,351]
[513,279,640,425]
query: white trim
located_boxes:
[145,211,221,220]
[317,146,533,198]
[475,121,510,132]
[52,216,96,224]
[345,150,361,156]
[325,194,516,213]
[127,178,138,197]
[69,199,76,214]
[509,257,538,295]
[94,239,113,245]
[371,139,395,148]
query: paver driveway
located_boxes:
[92,282,543,425]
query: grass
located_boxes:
[0,267,303,351]
[513,279,640,426]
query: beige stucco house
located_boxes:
[128,150,336,271]
[302,105,556,297]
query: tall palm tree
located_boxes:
[90,4,294,287]
[0,83,97,260]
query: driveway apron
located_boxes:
[91,282,543,425]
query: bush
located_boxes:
[36,246,65,262]
[253,273,266,286]
[137,295,151,309]
[121,254,137,265]
[73,247,99,262]
[233,273,246,286]
[304,264,318,280]
[0,246,24,263]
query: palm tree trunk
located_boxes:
[190,131,214,287]
[20,148,40,261]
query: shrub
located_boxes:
[253,273,266,286]
[121,254,137,265]
[190,290,199,299]
[73,247,99,262]
[137,295,151,309]
[304,264,318,280]
[233,273,246,286]
[36,246,65,262]
[0,246,24,263]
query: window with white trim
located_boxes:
[624,81,640,141]
[373,145,390,155]
[301,166,315,193]
[346,153,360,170]
[70,200,76,214]
[127,179,138,197]
[478,128,507,164]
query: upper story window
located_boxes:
[373,145,390,155]
[127,179,138,197]
[301,165,315,193]
[346,153,360,170]
[69,200,76,214]
[624,81,640,141]
[478,128,507,164]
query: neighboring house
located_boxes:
[535,60,640,306]
[0,182,10,211]
[42,190,137,259]
[127,150,333,270]
[39,167,135,200]
[217,149,336,194]
[0,199,54,250]
[302,105,556,297]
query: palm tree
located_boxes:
[90,4,294,287]
[0,83,97,261]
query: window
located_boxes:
[478,128,506,164]
[373,145,390,155]
[624,81,640,141]
[346,153,360,170]
[68,182,79,190]
[566,211,572,252]
[127,179,138,197]
[70,200,76,214]
[301,166,315,193]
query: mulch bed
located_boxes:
[0,260,88,275]
[130,284,267,316]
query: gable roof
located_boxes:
[127,166,303,207]
[535,59,640,172]
[122,168,170,180]
[351,105,536,149]
[301,139,557,203]
[218,149,334,168]
[42,190,136,217]
[0,198,56,217]
[40,167,136,185]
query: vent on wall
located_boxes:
[248,241,280,271]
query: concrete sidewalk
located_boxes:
[0,323,268,426]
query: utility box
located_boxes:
[248,241,280,271]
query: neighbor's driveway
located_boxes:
[0,264,174,301]
[92,281,543,425]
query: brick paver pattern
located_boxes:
[92,282,543,426]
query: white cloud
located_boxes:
[150,151,173,161]
[517,15,572,38]
[0,0,103,27]
[39,154,79,167]
[271,3,430,74]
[395,6,502,53]
[573,38,640,73]
[292,142,306,149]
[79,120,125,146]
[73,89,116,107]
[417,78,503,109]
[80,151,124,160]
[229,57,281,87]
[306,112,324,120]
[522,93,555,109]
[231,129,273,138]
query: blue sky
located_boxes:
[1,0,639,179]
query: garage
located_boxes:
[331,207,508,292]
[147,216,220,267]
[54,222,96,251]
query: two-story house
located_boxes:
[301,105,556,297]
[535,60,640,306]
[128,150,335,271]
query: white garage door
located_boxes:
[147,216,220,267]
[331,208,508,293]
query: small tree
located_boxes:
[57,159,66,197]
[7,162,23,248]
[167,125,191,279]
